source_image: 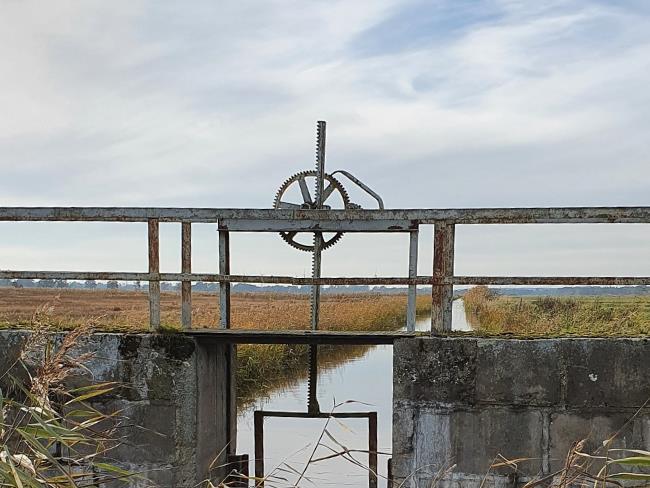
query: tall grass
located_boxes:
[0,306,132,486]
[492,406,650,488]
[463,286,650,336]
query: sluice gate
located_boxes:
[1,122,650,486]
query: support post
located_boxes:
[218,224,231,329]
[254,411,264,487]
[181,222,192,329]
[369,411,378,488]
[406,229,419,331]
[218,223,237,461]
[431,222,455,332]
[148,219,160,330]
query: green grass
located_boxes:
[463,286,650,337]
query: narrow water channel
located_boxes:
[237,299,471,487]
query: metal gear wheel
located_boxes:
[273,170,351,252]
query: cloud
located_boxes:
[0,0,649,276]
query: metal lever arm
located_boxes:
[330,170,384,209]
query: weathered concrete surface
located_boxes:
[393,337,650,488]
[0,330,234,488]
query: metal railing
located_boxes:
[2,206,650,333]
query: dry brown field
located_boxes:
[0,287,432,403]
[0,287,430,332]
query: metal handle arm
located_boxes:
[331,170,384,209]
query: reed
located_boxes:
[463,286,650,336]
[0,309,132,486]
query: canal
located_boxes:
[237,299,471,487]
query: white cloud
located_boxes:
[0,0,649,275]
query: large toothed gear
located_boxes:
[273,170,351,252]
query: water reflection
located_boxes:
[237,299,470,487]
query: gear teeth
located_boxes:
[272,170,350,252]
[315,121,325,205]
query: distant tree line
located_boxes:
[0,278,649,296]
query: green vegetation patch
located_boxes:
[463,286,650,337]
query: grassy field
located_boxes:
[463,286,650,336]
[0,287,430,331]
[0,287,431,403]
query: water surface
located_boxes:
[237,299,470,487]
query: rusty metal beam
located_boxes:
[432,223,455,332]
[187,329,419,345]
[3,271,650,287]
[218,225,231,329]
[148,219,160,330]
[181,222,192,329]
[2,206,650,224]
[220,218,416,232]
[450,276,650,286]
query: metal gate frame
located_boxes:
[254,410,378,488]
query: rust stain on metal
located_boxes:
[2,205,650,337]
[181,222,192,330]
[148,219,160,330]
[431,223,455,332]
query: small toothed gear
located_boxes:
[273,170,351,252]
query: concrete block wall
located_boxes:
[393,337,650,488]
[0,331,234,488]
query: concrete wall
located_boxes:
[0,331,235,488]
[393,337,650,488]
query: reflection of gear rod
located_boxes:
[307,344,320,414]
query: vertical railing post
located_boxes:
[406,229,419,331]
[254,411,264,487]
[181,222,192,329]
[218,222,237,462]
[368,412,378,488]
[148,219,160,330]
[218,223,231,329]
[431,222,455,332]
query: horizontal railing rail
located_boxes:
[2,206,649,333]
[2,206,650,223]
[2,271,650,287]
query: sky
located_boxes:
[1,0,650,279]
